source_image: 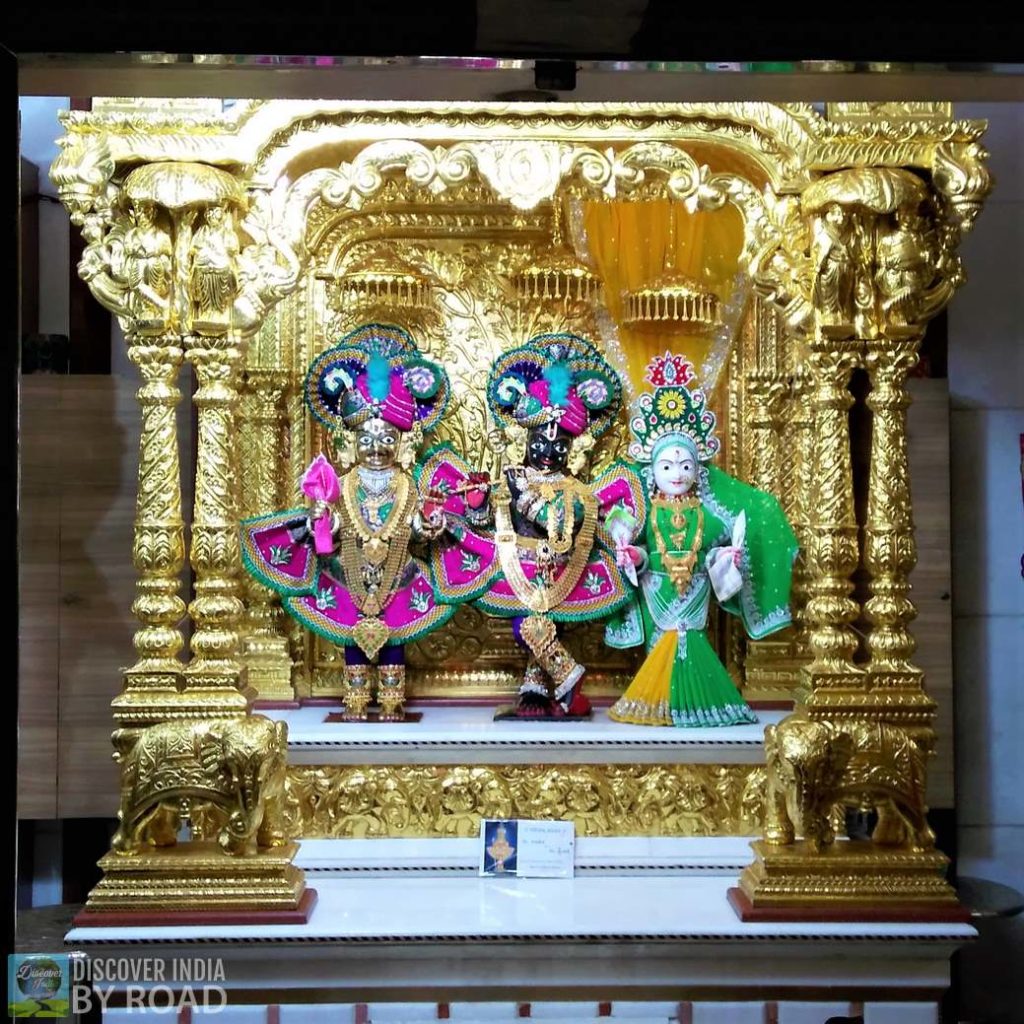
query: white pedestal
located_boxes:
[66,868,971,1023]
[271,706,782,765]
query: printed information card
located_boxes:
[479,819,575,878]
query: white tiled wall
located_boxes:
[691,1003,764,1024]
[776,1004,853,1024]
[863,1004,937,1024]
[950,101,1024,1024]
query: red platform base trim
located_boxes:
[727,887,972,924]
[72,888,318,928]
[252,699,302,710]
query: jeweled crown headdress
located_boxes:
[627,352,720,464]
[305,323,449,436]
[487,333,622,442]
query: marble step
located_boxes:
[265,705,783,765]
[66,872,974,947]
[294,836,758,876]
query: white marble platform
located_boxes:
[67,872,973,1024]
[66,873,974,946]
[267,705,781,765]
[295,836,757,875]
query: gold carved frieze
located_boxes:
[282,763,765,839]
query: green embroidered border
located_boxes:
[240,508,318,595]
[283,593,457,648]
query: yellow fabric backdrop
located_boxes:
[581,200,745,392]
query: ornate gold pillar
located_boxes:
[742,369,801,693]
[181,329,253,711]
[112,334,189,725]
[238,369,295,702]
[862,334,935,737]
[801,336,865,708]
[744,371,787,497]
[735,161,991,919]
[784,369,815,662]
[59,150,309,919]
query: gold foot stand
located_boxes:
[75,841,315,926]
[729,839,969,922]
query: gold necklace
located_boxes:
[342,469,407,556]
[652,495,703,595]
[338,468,416,616]
[493,477,597,614]
[512,475,584,556]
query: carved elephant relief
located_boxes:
[111,715,289,856]
[764,715,935,853]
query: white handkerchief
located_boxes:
[709,511,746,602]
[606,504,640,585]
[732,510,747,550]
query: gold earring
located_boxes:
[502,424,527,467]
[567,431,595,476]
[333,430,357,471]
[397,426,421,470]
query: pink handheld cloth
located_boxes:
[301,454,341,554]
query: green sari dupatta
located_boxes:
[698,463,798,640]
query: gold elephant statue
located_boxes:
[764,714,935,853]
[110,715,289,856]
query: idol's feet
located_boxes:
[552,683,592,719]
[342,665,373,722]
[551,661,590,719]
[493,690,554,720]
[376,665,407,722]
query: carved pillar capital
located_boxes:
[745,371,789,422]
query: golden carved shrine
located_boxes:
[50,98,990,927]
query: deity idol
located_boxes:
[420,333,645,720]
[606,353,798,728]
[240,324,454,722]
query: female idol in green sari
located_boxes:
[606,353,798,728]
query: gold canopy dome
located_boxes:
[510,200,603,305]
[336,249,438,316]
[123,161,246,210]
[623,202,722,333]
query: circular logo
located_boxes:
[15,957,63,999]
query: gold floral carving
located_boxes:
[281,763,765,839]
